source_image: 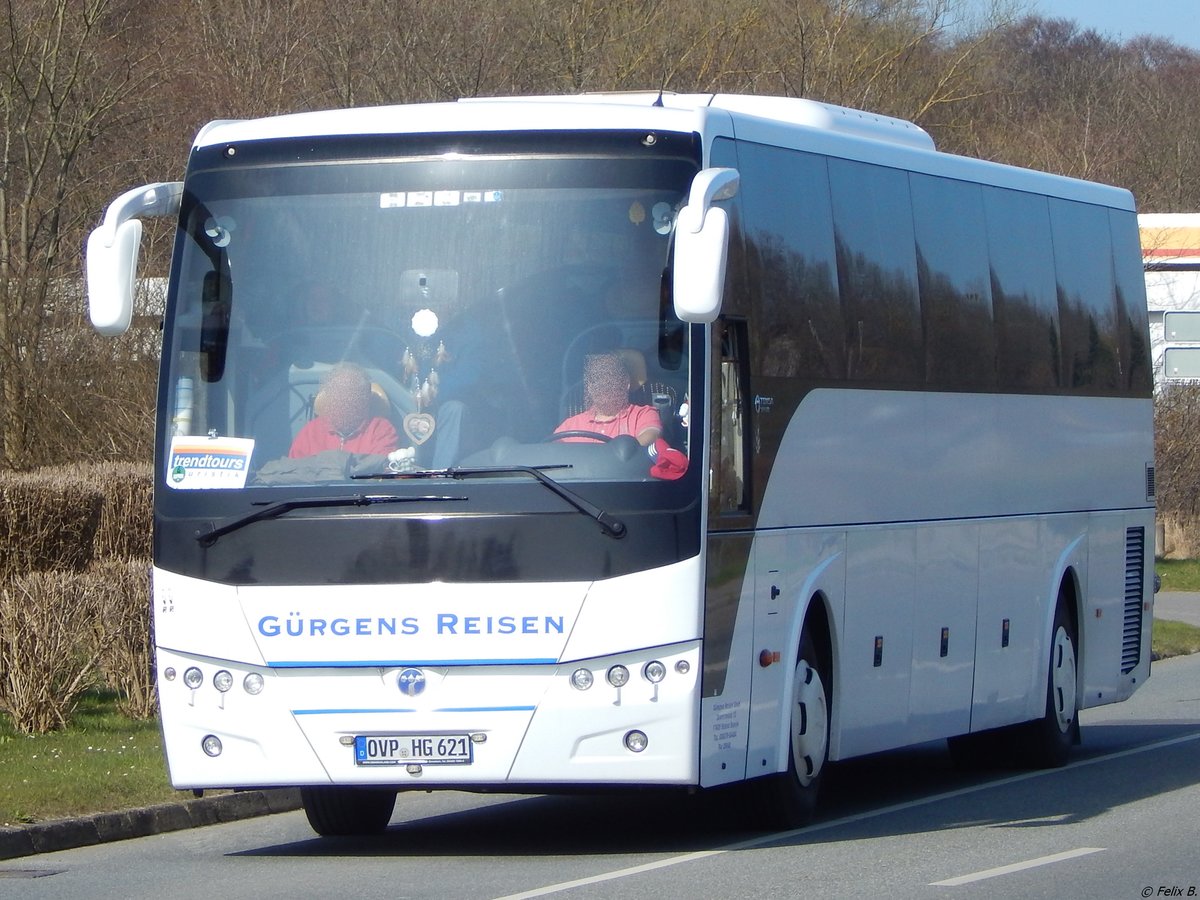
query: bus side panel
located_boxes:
[836,528,916,759]
[1080,510,1153,708]
[971,518,1043,732]
[909,523,978,744]
[1080,514,1123,707]
[755,391,1150,531]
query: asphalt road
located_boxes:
[1154,591,1200,627]
[4,652,1198,900]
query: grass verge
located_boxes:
[1153,618,1200,660]
[0,693,184,827]
[1155,558,1200,591]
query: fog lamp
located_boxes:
[624,730,649,753]
[201,734,223,757]
[570,668,594,691]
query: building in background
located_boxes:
[1141,214,1200,384]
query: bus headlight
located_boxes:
[570,668,594,691]
[213,670,234,693]
[606,665,630,688]
[642,660,667,683]
[183,667,204,689]
[243,672,264,695]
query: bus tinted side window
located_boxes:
[730,141,842,381]
[1050,198,1123,392]
[723,136,1144,400]
[1108,209,1154,395]
[983,188,1061,391]
[910,174,995,389]
[828,158,922,386]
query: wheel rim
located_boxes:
[790,657,829,787]
[1049,624,1077,733]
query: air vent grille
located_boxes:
[1122,526,1145,674]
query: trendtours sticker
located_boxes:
[168,436,255,490]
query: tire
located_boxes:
[760,628,830,828]
[1023,597,1079,768]
[300,786,397,836]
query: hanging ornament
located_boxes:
[403,411,436,445]
[399,331,448,447]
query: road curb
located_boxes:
[0,789,302,861]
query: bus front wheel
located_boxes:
[301,786,396,836]
[762,629,830,828]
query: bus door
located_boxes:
[700,318,755,785]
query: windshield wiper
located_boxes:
[353,465,626,539]
[195,493,467,547]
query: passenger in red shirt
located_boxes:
[554,353,662,446]
[289,364,400,458]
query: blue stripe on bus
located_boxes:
[291,706,536,715]
[265,658,558,668]
[292,708,416,715]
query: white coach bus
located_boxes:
[86,92,1155,836]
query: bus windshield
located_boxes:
[162,137,699,497]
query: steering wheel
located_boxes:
[546,430,613,443]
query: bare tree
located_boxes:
[743,0,983,120]
[1119,37,1200,211]
[9,0,1200,474]
[1,0,164,468]
[181,0,321,118]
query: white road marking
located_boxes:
[929,847,1105,886]
[492,730,1200,900]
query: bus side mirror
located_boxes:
[672,167,739,324]
[86,182,183,336]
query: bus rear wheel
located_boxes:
[761,629,829,828]
[301,786,396,836]
[1023,598,1079,768]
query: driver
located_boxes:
[289,363,400,458]
[554,352,662,446]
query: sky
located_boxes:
[992,0,1200,52]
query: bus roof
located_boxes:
[192,92,1134,211]
[193,92,931,150]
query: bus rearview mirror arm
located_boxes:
[86,181,183,336]
[672,167,739,324]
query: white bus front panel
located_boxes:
[153,558,704,789]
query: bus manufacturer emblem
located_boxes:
[397,668,427,697]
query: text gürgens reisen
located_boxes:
[257,612,565,638]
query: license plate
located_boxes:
[353,734,472,766]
